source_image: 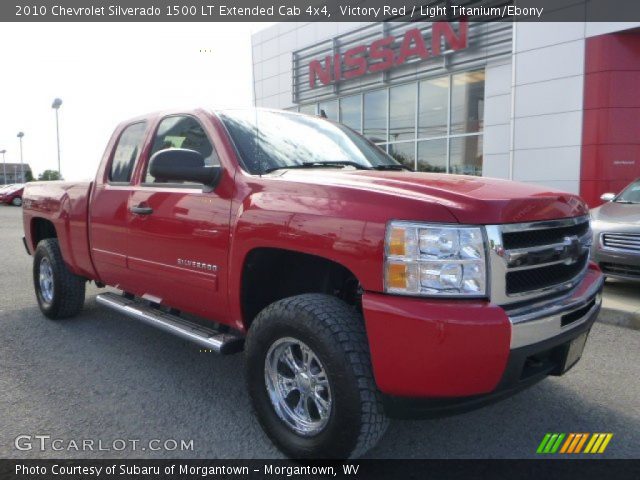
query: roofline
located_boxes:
[115,106,306,127]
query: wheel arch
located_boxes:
[240,247,362,329]
[30,217,58,251]
[28,216,85,278]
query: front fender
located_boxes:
[225,175,460,330]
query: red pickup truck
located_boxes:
[22,108,603,458]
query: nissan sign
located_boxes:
[308,21,469,89]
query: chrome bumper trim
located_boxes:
[508,274,604,349]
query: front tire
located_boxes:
[245,294,388,459]
[33,238,86,319]
[11,197,22,207]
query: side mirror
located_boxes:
[149,149,220,187]
[600,192,615,202]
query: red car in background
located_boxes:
[0,184,25,206]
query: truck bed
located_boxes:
[22,181,97,280]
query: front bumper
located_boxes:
[362,266,603,415]
[593,246,640,282]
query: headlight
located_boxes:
[384,221,487,297]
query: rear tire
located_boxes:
[245,293,388,459]
[33,238,86,319]
[11,197,22,207]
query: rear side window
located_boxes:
[109,122,147,183]
[145,116,219,184]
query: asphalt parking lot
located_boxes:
[0,205,639,459]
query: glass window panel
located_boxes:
[145,116,218,184]
[418,76,449,139]
[417,139,447,173]
[299,104,317,115]
[389,142,416,170]
[109,122,147,183]
[449,135,483,176]
[219,110,399,174]
[363,89,387,143]
[389,84,416,142]
[339,94,361,132]
[451,71,485,134]
[319,100,338,121]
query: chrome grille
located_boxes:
[502,222,590,249]
[506,252,589,295]
[601,233,640,254]
[486,216,591,307]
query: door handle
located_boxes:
[130,205,153,215]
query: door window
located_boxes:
[145,116,219,184]
[109,122,147,183]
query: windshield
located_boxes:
[615,179,640,204]
[218,109,401,174]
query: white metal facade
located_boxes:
[252,21,640,193]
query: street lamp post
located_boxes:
[17,132,24,183]
[0,150,6,185]
[52,98,63,179]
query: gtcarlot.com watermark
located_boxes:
[14,435,194,452]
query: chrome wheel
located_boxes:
[264,337,332,436]
[39,257,54,304]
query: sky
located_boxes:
[0,22,271,181]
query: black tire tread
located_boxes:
[34,238,85,319]
[246,293,388,458]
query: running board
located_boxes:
[95,292,244,354]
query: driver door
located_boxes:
[126,114,233,321]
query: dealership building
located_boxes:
[251,20,640,206]
[1,163,32,185]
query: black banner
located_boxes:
[4,0,640,22]
[1,460,640,480]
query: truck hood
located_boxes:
[277,170,588,224]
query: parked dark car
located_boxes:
[0,184,25,206]
[591,178,640,281]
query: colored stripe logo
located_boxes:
[537,433,613,454]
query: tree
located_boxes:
[24,170,34,182]
[37,170,61,181]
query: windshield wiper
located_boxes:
[614,200,636,204]
[303,161,372,170]
[372,164,413,171]
[265,161,371,173]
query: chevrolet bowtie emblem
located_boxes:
[562,235,582,265]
